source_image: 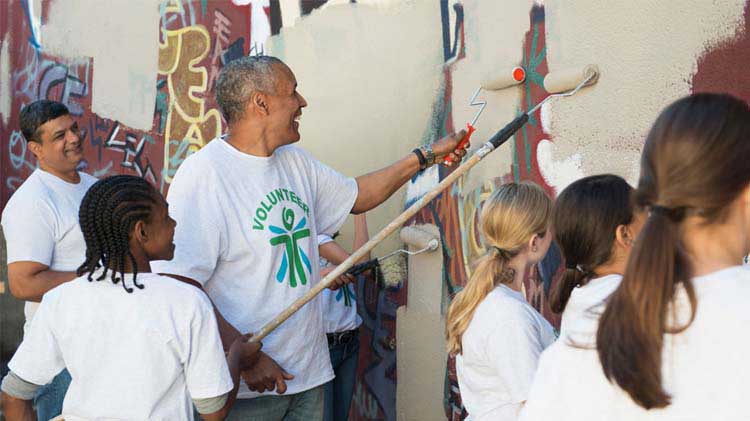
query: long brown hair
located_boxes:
[550,174,636,313]
[596,93,750,409]
[445,182,551,355]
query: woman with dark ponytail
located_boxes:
[521,93,750,421]
[445,182,555,420]
[1,175,262,420]
[549,174,645,337]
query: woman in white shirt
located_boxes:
[548,174,645,338]
[1,175,261,421]
[521,93,750,421]
[445,182,556,420]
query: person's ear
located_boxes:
[134,220,148,243]
[250,92,269,116]
[528,234,539,254]
[615,224,633,248]
[27,140,43,160]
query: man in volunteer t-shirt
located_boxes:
[152,55,467,420]
[1,100,97,420]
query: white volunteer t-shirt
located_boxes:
[317,234,362,334]
[8,273,233,420]
[521,266,750,421]
[559,274,621,339]
[1,169,97,333]
[456,283,556,421]
[152,137,358,398]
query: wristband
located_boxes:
[412,148,427,169]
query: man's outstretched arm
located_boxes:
[352,130,467,214]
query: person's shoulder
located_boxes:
[181,137,225,168]
[5,171,46,203]
[276,144,316,165]
[2,172,51,219]
[695,266,750,304]
[147,274,213,309]
[486,286,531,313]
[40,275,89,304]
[78,172,99,187]
[169,140,224,187]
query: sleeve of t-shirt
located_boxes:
[7,290,65,386]
[306,152,358,237]
[2,197,56,266]
[151,161,224,286]
[185,292,234,399]
[317,234,334,246]
[487,310,547,403]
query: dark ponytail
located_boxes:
[550,174,635,313]
[596,93,750,409]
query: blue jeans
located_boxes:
[34,369,71,421]
[323,333,360,421]
[226,384,324,421]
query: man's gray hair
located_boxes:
[216,55,286,124]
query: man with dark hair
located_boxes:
[153,56,467,420]
[1,99,97,420]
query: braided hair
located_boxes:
[77,175,159,293]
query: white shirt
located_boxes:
[152,137,358,398]
[8,273,233,420]
[1,169,97,333]
[317,234,362,334]
[456,284,556,421]
[559,274,621,340]
[521,266,750,421]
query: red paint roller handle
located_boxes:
[443,123,476,164]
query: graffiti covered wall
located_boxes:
[2,1,750,420]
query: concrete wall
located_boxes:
[1,1,749,420]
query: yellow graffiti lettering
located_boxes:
[158,20,222,183]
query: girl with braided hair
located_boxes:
[1,175,262,421]
[445,182,555,421]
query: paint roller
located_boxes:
[250,64,600,343]
[345,226,440,278]
[444,66,526,165]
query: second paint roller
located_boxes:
[250,64,600,343]
[346,226,440,278]
[444,66,527,165]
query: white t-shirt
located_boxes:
[1,169,97,333]
[152,137,358,398]
[317,234,362,334]
[559,274,621,339]
[8,272,233,420]
[456,284,556,421]
[520,266,750,421]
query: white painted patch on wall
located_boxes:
[537,139,584,195]
[279,0,302,28]
[41,1,159,131]
[0,35,11,126]
[540,100,552,133]
[250,0,272,55]
[405,165,439,205]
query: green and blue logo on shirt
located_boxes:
[253,189,312,288]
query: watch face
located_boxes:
[425,145,435,165]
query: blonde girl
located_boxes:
[445,182,555,421]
